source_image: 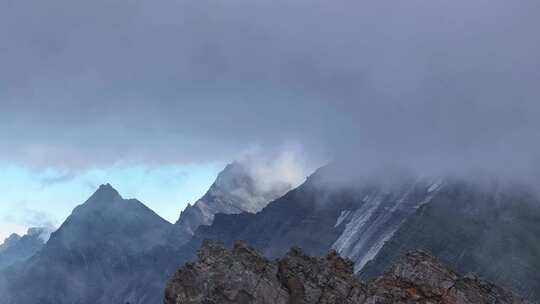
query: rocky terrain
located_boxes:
[165,240,529,304]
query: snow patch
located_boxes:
[335,210,352,227]
[427,180,443,193]
[332,195,382,253]
[354,230,396,272]
[333,179,441,273]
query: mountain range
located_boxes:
[0,162,539,303]
[0,162,295,304]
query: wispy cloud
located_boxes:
[40,172,77,187]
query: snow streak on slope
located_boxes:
[332,179,443,272]
[334,210,352,228]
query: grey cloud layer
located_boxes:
[1,0,539,174]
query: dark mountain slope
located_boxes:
[360,179,540,300]
[188,169,353,258]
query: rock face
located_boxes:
[367,250,528,304]
[165,241,528,304]
[173,162,295,245]
[165,240,366,304]
[0,227,50,270]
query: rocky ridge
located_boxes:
[0,227,50,270]
[165,240,529,304]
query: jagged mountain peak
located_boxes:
[205,162,257,201]
[0,185,176,304]
[1,234,22,247]
[217,161,247,178]
[43,184,172,253]
[0,228,47,270]
[202,160,297,213]
[0,227,52,253]
[71,184,153,218]
[85,183,123,205]
[172,161,296,245]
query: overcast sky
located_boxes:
[1,0,539,239]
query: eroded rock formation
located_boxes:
[165,240,529,304]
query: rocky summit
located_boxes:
[164,241,529,304]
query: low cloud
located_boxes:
[0,0,538,179]
[2,208,58,241]
[40,172,77,187]
[238,144,310,193]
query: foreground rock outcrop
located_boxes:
[165,240,529,304]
